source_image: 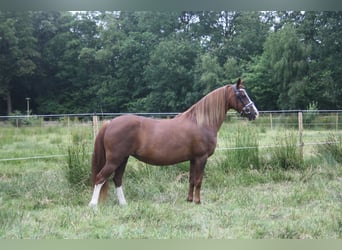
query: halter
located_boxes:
[232,84,255,116]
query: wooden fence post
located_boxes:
[336,113,339,131]
[270,113,273,130]
[93,115,99,140]
[298,111,304,160]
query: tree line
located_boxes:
[0,11,341,115]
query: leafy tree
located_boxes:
[306,12,342,109]
[0,11,38,115]
[143,38,200,112]
[248,24,309,109]
[193,53,224,100]
[98,31,158,112]
[245,55,279,110]
[228,11,270,61]
[35,12,101,114]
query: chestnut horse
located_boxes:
[89,79,258,207]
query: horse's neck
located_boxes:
[210,112,227,133]
[180,107,228,133]
[177,86,231,132]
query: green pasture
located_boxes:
[0,119,341,239]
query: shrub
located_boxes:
[268,131,304,170]
[9,110,42,127]
[303,101,319,128]
[65,133,91,189]
[316,133,342,164]
[221,125,260,170]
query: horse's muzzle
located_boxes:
[241,102,258,121]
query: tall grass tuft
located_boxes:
[65,131,91,189]
[221,124,260,170]
[268,131,304,170]
[316,133,342,164]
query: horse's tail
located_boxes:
[91,120,110,202]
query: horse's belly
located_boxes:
[133,143,191,166]
[133,155,187,166]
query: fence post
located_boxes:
[93,115,99,140]
[336,112,339,131]
[298,111,304,160]
[270,113,273,130]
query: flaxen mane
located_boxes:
[178,86,228,129]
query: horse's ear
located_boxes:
[236,78,242,89]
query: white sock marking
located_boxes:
[116,186,127,205]
[88,182,105,207]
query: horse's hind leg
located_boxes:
[89,181,105,207]
[88,161,117,207]
[113,157,129,205]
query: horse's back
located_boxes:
[103,114,166,149]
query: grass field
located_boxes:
[0,119,341,239]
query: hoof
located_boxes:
[88,202,98,210]
[118,201,127,206]
[186,198,193,202]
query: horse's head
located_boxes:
[231,78,259,121]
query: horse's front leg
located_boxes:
[188,156,207,204]
[187,162,195,202]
